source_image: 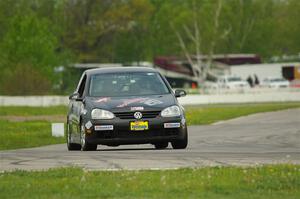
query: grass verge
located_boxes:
[0,120,65,150]
[185,102,300,125]
[0,106,67,116]
[0,165,299,199]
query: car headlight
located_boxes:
[161,105,181,117]
[91,109,115,119]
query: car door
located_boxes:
[69,73,87,142]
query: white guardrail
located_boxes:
[0,96,69,107]
[0,91,300,106]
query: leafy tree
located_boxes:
[60,0,154,63]
[0,12,69,95]
[114,0,154,63]
[1,0,300,94]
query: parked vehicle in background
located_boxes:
[261,77,290,88]
[217,76,250,89]
[290,79,300,88]
[153,54,261,88]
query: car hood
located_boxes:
[86,94,176,112]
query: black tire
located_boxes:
[68,142,81,151]
[80,124,97,151]
[171,130,188,149]
[154,142,168,149]
[67,123,81,151]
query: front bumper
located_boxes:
[83,116,186,145]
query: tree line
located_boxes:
[0,0,299,95]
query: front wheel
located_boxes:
[67,123,81,151]
[80,124,97,151]
[171,130,188,149]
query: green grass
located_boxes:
[0,120,65,150]
[185,102,300,125]
[0,165,299,199]
[0,106,67,116]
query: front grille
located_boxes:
[114,111,161,119]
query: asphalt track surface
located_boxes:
[1,109,299,171]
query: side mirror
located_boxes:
[175,89,187,98]
[69,92,83,101]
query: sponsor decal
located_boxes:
[85,121,93,129]
[164,123,180,128]
[117,98,146,108]
[95,97,111,103]
[117,98,163,107]
[143,98,163,106]
[131,106,144,111]
[94,125,114,131]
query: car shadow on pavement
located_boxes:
[96,147,173,152]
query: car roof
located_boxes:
[85,67,158,76]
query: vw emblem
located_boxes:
[134,112,142,120]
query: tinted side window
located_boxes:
[78,75,87,97]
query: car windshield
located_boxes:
[228,77,242,82]
[89,72,170,97]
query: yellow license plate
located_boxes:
[130,121,149,131]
